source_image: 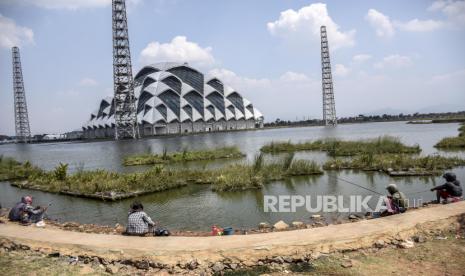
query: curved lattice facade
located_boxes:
[82,62,264,138]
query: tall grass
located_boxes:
[8,154,323,196]
[123,146,245,166]
[253,153,264,173]
[323,154,465,174]
[213,153,323,192]
[435,123,465,150]
[0,155,43,181]
[260,136,420,156]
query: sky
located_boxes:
[0,0,464,135]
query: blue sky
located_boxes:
[0,0,464,135]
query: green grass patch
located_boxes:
[431,117,465,123]
[7,154,322,198]
[212,153,323,192]
[261,136,420,156]
[435,123,465,150]
[323,153,465,175]
[21,164,213,196]
[0,155,43,181]
[123,146,245,166]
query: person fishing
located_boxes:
[8,196,48,225]
[430,172,463,204]
[124,201,170,236]
[382,183,407,216]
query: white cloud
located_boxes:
[267,3,356,50]
[1,0,142,10]
[0,14,34,48]
[352,54,372,64]
[429,0,465,25]
[374,54,413,69]
[334,64,351,77]
[279,71,311,82]
[208,68,319,121]
[395,19,444,32]
[140,36,215,67]
[365,9,395,38]
[429,69,465,83]
[79,78,98,87]
[208,68,271,89]
[366,1,464,36]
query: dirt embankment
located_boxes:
[0,202,464,275]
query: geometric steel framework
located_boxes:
[320,25,337,126]
[11,46,31,142]
[112,0,139,139]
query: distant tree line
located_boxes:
[264,111,465,128]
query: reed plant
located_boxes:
[13,153,323,195]
[0,155,43,181]
[323,154,465,174]
[435,123,465,150]
[260,136,420,156]
[123,146,245,166]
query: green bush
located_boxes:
[53,163,68,181]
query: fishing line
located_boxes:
[327,175,384,196]
[404,189,431,195]
[329,175,432,196]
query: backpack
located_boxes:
[154,228,170,236]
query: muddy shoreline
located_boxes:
[0,201,437,237]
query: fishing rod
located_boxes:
[327,175,384,196]
[329,175,432,196]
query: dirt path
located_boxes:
[1,202,464,265]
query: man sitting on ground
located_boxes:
[383,183,408,215]
[431,172,463,204]
[124,201,156,236]
[8,196,46,224]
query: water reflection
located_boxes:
[0,122,464,230]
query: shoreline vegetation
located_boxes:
[323,153,465,176]
[260,136,421,156]
[0,156,42,182]
[1,153,323,200]
[408,117,465,124]
[435,123,465,150]
[123,146,244,166]
[2,134,465,200]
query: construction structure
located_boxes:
[112,0,138,139]
[320,25,337,126]
[11,46,31,142]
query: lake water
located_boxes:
[1,122,464,231]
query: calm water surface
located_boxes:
[0,122,464,230]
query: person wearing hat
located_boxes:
[430,172,463,204]
[384,183,408,215]
[8,196,47,224]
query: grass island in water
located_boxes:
[123,146,245,166]
[435,123,465,150]
[3,153,322,200]
[260,136,421,156]
[323,153,465,176]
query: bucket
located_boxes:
[223,227,234,235]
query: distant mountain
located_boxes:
[360,104,464,117]
[362,107,409,116]
[415,104,465,114]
